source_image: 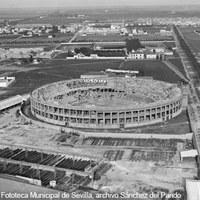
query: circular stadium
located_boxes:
[30,77,183,129]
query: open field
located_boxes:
[0,34,21,40]
[0,59,183,100]
[75,34,174,43]
[168,58,188,79]
[18,17,84,26]
[120,60,182,83]
[75,35,129,43]
[0,35,21,45]
[0,59,122,99]
[0,33,74,46]
[104,160,195,196]
[179,26,200,53]
[126,26,171,34]
[57,42,125,51]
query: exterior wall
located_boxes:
[146,54,157,59]
[30,96,183,129]
[0,77,15,87]
[67,56,125,60]
[80,75,108,79]
[0,82,7,87]
[128,53,144,59]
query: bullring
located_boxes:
[30,77,183,129]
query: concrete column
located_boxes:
[117,112,119,124]
[20,164,23,174]
[144,110,147,121]
[124,112,126,125]
[103,112,105,124]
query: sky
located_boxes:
[0,0,200,8]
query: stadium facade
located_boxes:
[30,77,184,129]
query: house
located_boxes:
[128,52,145,59]
[186,179,200,200]
[146,52,157,59]
[152,47,165,53]
[90,54,99,59]
[164,50,173,56]
[80,71,108,79]
[0,76,15,87]
[73,53,86,59]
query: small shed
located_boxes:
[180,149,198,162]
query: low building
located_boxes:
[152,47,165,53]
[180,149,198,162]
[128,52,145,59]
[0,76,15,88]
[80,71,108,79]
[90,54,99,59]
[73,53,86,59]
[0,95,27,111]
[164,50,173,56]
[146,52,157,59]
[186,179,200,200]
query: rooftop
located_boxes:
[82,71,108,76]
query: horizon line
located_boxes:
[0,4,200,9]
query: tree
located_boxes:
[15,110,20,118]
[140,69,144,76]
[79,47,91,56]
[125,38,143,53]
[74,48,80,54]
[29,54,34,63]
[52,25,59,34]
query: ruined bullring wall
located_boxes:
[30,77,183,130]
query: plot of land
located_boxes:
[179,26,200,53]
[0,59,183,100]
[168,58,188,79]
[75,34,174,43]
[75,34,129,42]
[104,160,196,195]
[120,60,182,83]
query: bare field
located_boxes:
[121,60,182,83]
[103,160,196,195]
[179,26,200,53]
[168,58,188,79]
[75,35,129,42]
[0,107,196,196]
[75,34,173,43]
[0,33,74,46]
[0,59,183,100]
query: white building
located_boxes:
[152,47,165,53]
[73,53,87,59]
[0,76,15,87]
[164,50,173,56]
[0,94,28,111]
[146,52,157,59]
[186,179,200,200]
[128,52,145,59]
[81,71,108,79]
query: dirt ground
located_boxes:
[0,107,105,157]
[0,107,198,194]
[100,160,197,194]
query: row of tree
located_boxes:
[73,38,143,56]
[125,38,143,53]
